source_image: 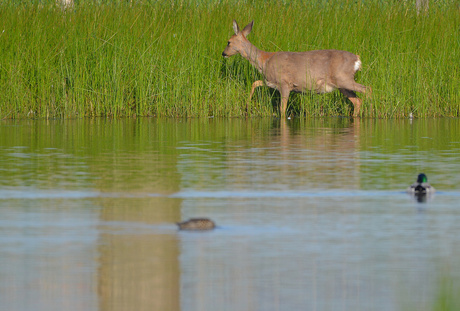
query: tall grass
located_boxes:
[0,0,458,118]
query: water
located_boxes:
[1,118,460,311]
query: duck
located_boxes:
[176,218,216,230]
[407,173,435,195]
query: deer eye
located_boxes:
[227,41,230,46]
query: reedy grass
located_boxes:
[0,0,458,118]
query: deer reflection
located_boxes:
[268,117,362,190]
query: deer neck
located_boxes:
[239,40,270,74]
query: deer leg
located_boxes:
[337,79,369,95]
[246,80,265,115]
[339,88,362,117]
[250,80,265,100]
[279,85,290,118]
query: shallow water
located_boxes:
[1,118,460,311]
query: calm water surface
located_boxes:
[1,118,460,311]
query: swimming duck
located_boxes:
[407,173,435,195]
[176,218,216,230]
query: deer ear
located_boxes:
[232,20,240,35]
[241,20,253,37]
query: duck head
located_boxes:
[417,173,428,184]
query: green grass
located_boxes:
[431,275,460,311]
[0,0,459,118]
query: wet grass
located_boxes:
[0,0,459,118]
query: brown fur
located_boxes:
[222,20,371,117]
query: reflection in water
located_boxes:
[1,118,460,311]
[98,197,181,311]
[176,117,363,194]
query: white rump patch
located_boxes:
[354,59,362,71]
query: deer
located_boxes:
[222,20,370,117]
